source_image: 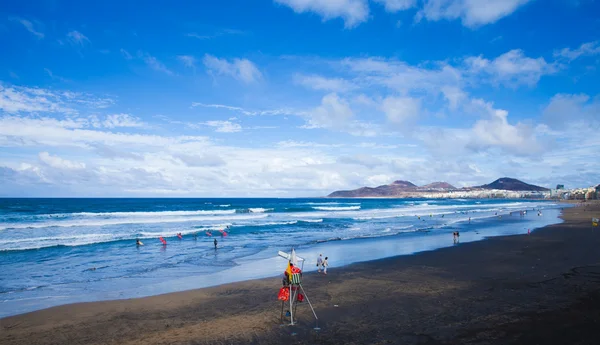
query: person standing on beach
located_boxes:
[317,254,323,272]
[214,238,217,249]
[323,257,329,275]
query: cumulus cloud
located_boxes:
[381,96,421,127]
[468,99,542,155]
[305,93,354,129]
[373,0,417,12]
[416,0,531,27]
[274,0,370,28]
[39,152,86,169]
[203,54,262,83]
[275,0,529,28]
[464,49,555,87]
[542,93,600,129]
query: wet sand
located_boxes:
[2,201,600,345]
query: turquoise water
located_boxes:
[0,198,563,317]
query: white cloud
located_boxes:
[381,96,421,127]
[203,120,242,133]
[12,18,44,39]
[468,99,541,155]
[306,93,354,129]
[39,152,86,169]
[542,93,600,129]
[0,85,74,114]
[554,41,600,62]
[342,57,462,94]
[274,0,370,28]
[178,55,197,69]
[416,0,531,27]
[464,49,554,87]
[203,54,262,83]
[101,113,146,128]
[338,154,384,168]
[373,0,417,12]
[0,85,113,114]
[441,86,466,110]
[120,49,133,60]
[191,102,297,116]
[294,74,357,92]
[67,30,90,45]
[141,53,174,75]
[278,140,344,148]
[175,153,226,167]
[0,115,208,148]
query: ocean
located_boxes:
[0,198,564,318]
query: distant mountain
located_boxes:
[476,178,549,192]
[328,180,454,198]
[420,182,456,190]
[391,180,417,188]
[327,177,548,198]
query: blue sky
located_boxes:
[1,0,599,197]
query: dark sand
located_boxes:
[2,201,600,345]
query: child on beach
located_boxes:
[323,257,328,275]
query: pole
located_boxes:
[299,284,318,322]
[289,283,294,325]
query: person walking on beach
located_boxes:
[323,257,329,275]
[214,238,218,249]
[316,254,323,273]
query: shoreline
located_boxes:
[2,201,600,344]
[0,201,563,318]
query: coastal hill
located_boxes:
[327,177,547,198]
[477,177,550,192]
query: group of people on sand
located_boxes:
[316,254,329,274]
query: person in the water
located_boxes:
[214,238,218,249]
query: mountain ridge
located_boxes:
[327,177,547,198]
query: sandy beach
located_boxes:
[2,201,600,345]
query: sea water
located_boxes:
[0,198,563,317]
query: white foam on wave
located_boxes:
[299,219,323,223]
[248,208,273,213]
[303,202,360,206]
[0,213,268,231]
[313,206,361,211]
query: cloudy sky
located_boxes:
[1,0,599,197]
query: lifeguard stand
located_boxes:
[278,249,318,328]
